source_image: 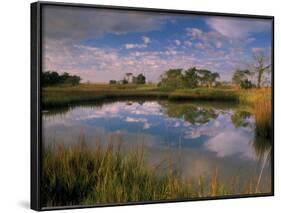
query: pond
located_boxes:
[42,100,272,193]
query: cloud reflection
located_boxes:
[204,130,255,159]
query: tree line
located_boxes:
[42,71,81,86]
[232,50,271,89]
[158,68,220,90]
[109,73,146,85]
[159,50,271,90]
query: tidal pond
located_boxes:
[42,100,272,193]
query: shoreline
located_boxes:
[42,84,271,109]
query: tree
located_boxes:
[109,80,117,84]
[240,79,255,89]
[125,73,133,83]
[158,67,220,90]
[209,72,220,87]
[196,69,219,87]
[132,74,146,84]
[197,69,211,87]
[42,71,60,86]
[121,78,128,84]
[158,69,184,90]
[64,75,81,86]
[60,72,70,84]
[182,67,199,88]
[42,71,81,86]
[232,69,251,88]
[252,50,271,88]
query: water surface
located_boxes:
[43,100,271,192]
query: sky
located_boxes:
[42,5,272,83]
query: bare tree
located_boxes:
[125,73,133,83]
[252,50,271,88]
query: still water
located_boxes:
[42,100,271,192]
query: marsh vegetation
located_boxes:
[42,138,269,207]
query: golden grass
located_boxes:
[253,95,272,139]
[42,84,272,108]
[42,137,269,207]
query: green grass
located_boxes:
[42,137,268,207]
[42,84,167,108]
[169,88,239,101]
[42,83,272,108]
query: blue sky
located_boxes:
[42,5,272,83]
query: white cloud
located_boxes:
[216,41,222,48]
[186,27,225,50]
[252,47,264,54]
[125,117,151,129]
[174,40,181,46]
[184,41,192,47]
[43,38,240,82]
[124,36,151,49]
[43,5,166,40]
[195,42,205,49]
[186,28,203,38]
[125,117,147,123]
[125,43,147,49]
[143,36,151,44]
[206,17,271,39]
[204,131,255,159]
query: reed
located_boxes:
[42,138,265,207]
[253,95,272,139]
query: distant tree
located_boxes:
[240,79,255,89]
[232,69,251,88]
[109,80,117,84]
[125,73,133,83]
[42,71,81,86]
[42,71,60,86]
[209,72,220,87]
[158,67,219,90]
[60,72,70,84]
[197,69,210,87]
[252,50,271,88]
[158,69,184,90]
[182,67,199,88]
[64,75,81,86]
[133,74,146,84]
[121,78,128,84]
[197,69,220,87]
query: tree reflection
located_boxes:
[161,102,219,124]
[231,111,252,128]
[230,109,272,159]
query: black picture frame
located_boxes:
[31,1,274,211]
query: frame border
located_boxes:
[31,1,274,211]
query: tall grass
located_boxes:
[169,88,239,101]
[42,138,267,207]
[42,84,167,108]
[253,97,272,139]
[42,140,191,207]
[252,95,272,160]
[42,84,272,108]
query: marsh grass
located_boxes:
[169,88,239,101]
[42,84,271,108]
[253,96,272,139]
[42,137,265,207]
[42,84,167,108]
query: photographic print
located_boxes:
[31,2,273,210]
